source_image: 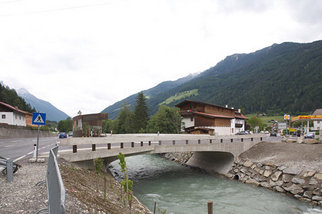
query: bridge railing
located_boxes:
[60,134,266,154]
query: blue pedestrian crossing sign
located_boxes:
[32,113,46,125]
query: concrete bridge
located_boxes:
[59,134,266,174]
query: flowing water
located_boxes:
[109,154,322,214]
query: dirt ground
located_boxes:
[239,141,322,172]
[59,161,152,214]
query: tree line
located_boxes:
[102,92,182,134]
[0,83,35,113]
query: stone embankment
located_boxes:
[162,141,322,207]
[227,160,322,206]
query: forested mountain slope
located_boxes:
[147,40,322,115]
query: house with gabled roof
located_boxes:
[176,100,247,135]
[0,101,28,126]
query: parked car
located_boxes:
[236,131,246,135]
[304,132,315,139]
[68,131,73,137]
[59,132,67,138]
[270,132,277,137]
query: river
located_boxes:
[109,154,322,214]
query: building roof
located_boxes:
[313,109,322,115]
[193,111,235,119]
[0,101,29,115]
[176,100,235,111]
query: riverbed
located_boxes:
[110,154,322,214]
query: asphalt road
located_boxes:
[0,136,59,161]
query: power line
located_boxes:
[0,1,110,17]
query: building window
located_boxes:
[2,114,5,119]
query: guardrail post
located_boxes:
[231,139,233,143]
[251,138,253,141]
[198,139,201,144]
[208,201,213,214]
[131,142,134,148]
[172,140,175,145]
[107,143,111,150]
[241,138,243,142]
[209,139,212,144]
[220,139,223,143]
[186,140,188,144]
[92,144,96,151]
[120,143,124,149]
[141,141,143,147]
[6,159,13,183]
[260,137,263,141]
[159,140,161,145]
[149,141,151,146]
[72,145,77,153]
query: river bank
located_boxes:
[162,141,322,207]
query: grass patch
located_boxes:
[159,89,199,105]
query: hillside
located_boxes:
[147,40,322,115]
[101,74,198,119]
[0,82,35,113]
[18,88,70,122]
[102,40,322,118]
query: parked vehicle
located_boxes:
[304,132,315,139]
[270,132,277,137]
[59,132,67,138]
[236,131,246,135]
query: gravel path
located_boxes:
[0,157,151,214]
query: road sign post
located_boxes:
[32,113,46,162]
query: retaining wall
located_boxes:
[0,126,52,138]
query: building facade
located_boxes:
[176,100,247,135]
[312,109,322,131]
[73,113,108,137]
[0,102,27,126]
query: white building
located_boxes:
[312,109,322,131]
[176,100,247,136]
[0,102,27,126]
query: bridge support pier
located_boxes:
[186,151,234,174]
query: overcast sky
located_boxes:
[1,0,322,117]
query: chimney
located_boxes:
[238,109,241,113]
[231,107,234,109]
[225,105,228,108]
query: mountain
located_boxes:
[103,39,322,118]
[0,82,35,113]
[146,40,322,115]
[101,73,199,119]
[17,88,70,122]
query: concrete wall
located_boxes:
[0,126,52,138]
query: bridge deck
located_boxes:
[59,134,266,163]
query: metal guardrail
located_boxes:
[47,146,65,214]
[36,146,65,214]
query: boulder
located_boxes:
[260,182,270,188]
[283,167,302,175]
[271,171,282,181]
[303,191,313,198]
[303,171,316,178]
[245,178,259,186]
[243,160,253,167]
[312,196,322,201]
[264,170,273,177]
[275,186,285,193]
[314,173,322,181]
[309,178,318,185]
[292,177,306,185]
[282,174,293,183]
[283,184,304,195]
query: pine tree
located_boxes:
[133,92,149,132]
